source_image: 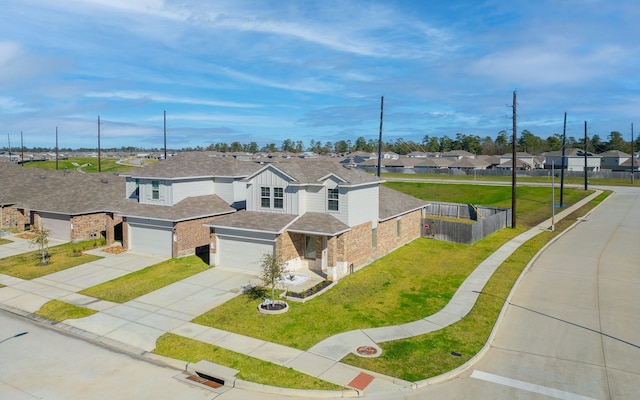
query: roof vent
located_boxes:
[40,175,46,179]
[100,178,108,184]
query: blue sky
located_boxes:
[2,0,639,150]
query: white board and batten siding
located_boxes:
[39,212,71,241]
[172,179,213,204]
[346,184,379,228]
[127,217,173,257]
[213,177,235,205]
[246,168,297,214]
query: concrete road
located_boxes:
[0,311,215,400]
[410,186,640,400]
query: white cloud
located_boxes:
[85,91,261,108]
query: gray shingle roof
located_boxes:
[0,163,233,221]
[287,212,350,235]
[206,211,298,234]
[257,158,382,186]
[378,185,428,221]
[1,163,125,214]
[125,152,260,179]
[115,195,235,221]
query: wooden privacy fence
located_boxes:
[422,202,512,244]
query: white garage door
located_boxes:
[39,212,70,241]
[128,223,173,257]
[217,236,274,273]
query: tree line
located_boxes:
[195,130,639,156]
[3,131,637,156]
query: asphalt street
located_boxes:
[409,186,640,399]
[0,311,214,400]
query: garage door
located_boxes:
[217,236,274,273]
[128,223,173,257]
[39,212,70,241]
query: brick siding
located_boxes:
[71,213,107,242]
[1,206,27,231]
[174,215,224,257]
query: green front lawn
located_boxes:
[342,191,610,380]
[194,228,524,350]
[79,256,210,303]
[35,300,97,322]
[154,334,343,391]
[0,239,104,279]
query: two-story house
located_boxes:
[206,159,427,280]
[118,152,260,258]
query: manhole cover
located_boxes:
[356,346,378,356]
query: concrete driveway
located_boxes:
[0,236,67,259]
[0,250,167,314]
[63,266,256,352]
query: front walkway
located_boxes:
[0,190,603,395]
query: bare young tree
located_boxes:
[30,225,51,265]
[259,252,288,308]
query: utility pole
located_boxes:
[7,134,11,163]
[584,121,588,190]
[632,123,635,185]
[376,96,384,178]
[98,116,102,172]
[21,131,24,166]
[560,112,567,207]
[56,126,59,171]
[164,110,167,161]
[511,90,517,228]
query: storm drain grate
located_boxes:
[187,374,223,388]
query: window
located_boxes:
[305,236,316,259]
[152,180,159,200]
[396,218,401,237]
[372,228,377,248]
[261,187,270,208]
[273,187,283,209]
[328,188,339,211]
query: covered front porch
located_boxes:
[277,212,351,281]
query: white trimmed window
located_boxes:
[328,188,339,211]
[274,187,284,209]
[152,180,159,200]
[261,187,270,208]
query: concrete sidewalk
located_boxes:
[0,190,602,395]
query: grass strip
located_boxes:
[79,256,210,303]
[0,238,12,245]
[35,299,97,322]
[0,239,104,279]
[382,172,637,187]
[341,191,610,381]
[153,333,343,391]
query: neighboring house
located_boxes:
[448,156,490,170]
[118,152,260,257]
[205,159,427,280]
[441,150,475,160]
[499,152,537,169]
[544,149,601,172]
[0,163,125,243]
[413,157,453,171]
[599,150,630,170]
